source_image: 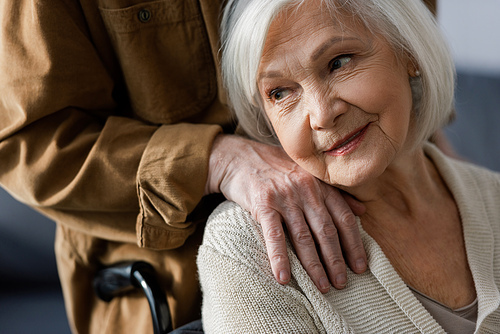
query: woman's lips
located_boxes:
[326,124,370,156]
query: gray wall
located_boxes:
[438,0,500,171]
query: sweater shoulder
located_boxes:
[426,143,500,200]
[201,201,270,269]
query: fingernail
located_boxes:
[320,277,330,290]
[279,270,290,283]
[356,259,366,272]
[336,273,347,288]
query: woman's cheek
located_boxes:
[283,127,326,178]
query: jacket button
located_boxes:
[138,9,151,23]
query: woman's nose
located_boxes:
[308,94,348,130]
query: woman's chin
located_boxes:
[331,179,369,191]
[326,165,386,191]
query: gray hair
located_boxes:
[221,0,455,147]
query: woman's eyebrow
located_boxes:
[258,70,282,82]
[310,36,358,61]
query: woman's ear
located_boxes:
[407,58,421,77]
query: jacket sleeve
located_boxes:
[0,0,223,249]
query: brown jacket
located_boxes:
[0,0,437,332]
[0,0,230,332]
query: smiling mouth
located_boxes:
[326,124,370,156]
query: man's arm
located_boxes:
[0,0,222,249]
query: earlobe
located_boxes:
[407,60,421,77]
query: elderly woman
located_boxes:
[197,0,500,332]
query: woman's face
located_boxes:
[257,2,415,188]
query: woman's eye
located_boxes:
[269,88,291,102]
[329,55,352,72]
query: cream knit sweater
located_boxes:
[198,144,500,333]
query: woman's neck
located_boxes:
[343,147,448,222]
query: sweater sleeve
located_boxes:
[0,0,224,249]
[197,201,326,333]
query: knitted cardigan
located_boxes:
[198,144,500,333]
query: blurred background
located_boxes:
[439,0,500,172]
[0,1,499,333]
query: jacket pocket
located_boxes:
[99,0,216,124]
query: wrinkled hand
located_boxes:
[205,134,367,292]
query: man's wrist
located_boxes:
[205,134,231,196]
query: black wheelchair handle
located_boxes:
[93,261,173,334]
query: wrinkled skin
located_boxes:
[206,134,367,292]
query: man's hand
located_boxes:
[205,134,367,292]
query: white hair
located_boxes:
[221,0,455,147]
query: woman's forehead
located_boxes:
[262,3,371,60]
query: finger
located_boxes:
[256,209,291,285]
[283,209,332,293]
[302,204,348,290]
[324,186,367,275]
